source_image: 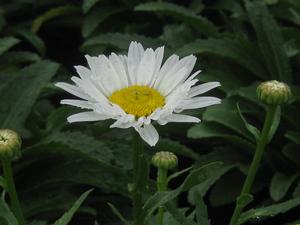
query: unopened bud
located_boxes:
[152,151,178,170]
[0,129,21,160]
[257,80,292,105]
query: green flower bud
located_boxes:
[0,129,22,161]
[257,80,292,105]
[152,151,178,170]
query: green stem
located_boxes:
[2,160,26,225]
[156,168,167,225]
[229,105,277,225]
[132,131,144,225]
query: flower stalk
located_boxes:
[2,160,26,225]
[132,130,145,225]
[152,151,178,225]
[156,167,167,225]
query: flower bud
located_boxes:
[257,80,292,105]
[152,151,178,170]
[0,129,22,160]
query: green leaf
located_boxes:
[0,37,20,56]
[32,5,80,33]
[81,33,160,53]
[107,203,131,225]
[167,167,193,184]
[82,7,125,38]
[53,189,93,225]
[194,190,210,225]
[0,60,59,132]
[236,103,260,142]
[286,131,300,145]
[0,51,40,64]
[0,192,18,225]
[238,195,300,225]
[165,203,198,225]
[270,172,300,201]
[237,194,253,208]
[12,28,46,56]
[201,102,256,142]
[134,2,218,36]
[0,177,7,191]
[246,0,292,83]
[143,162,222,219]
[188,165,234,204]
[188,122,255,151]
[268,106,281,143]
[176,37,267,79]
[82,0,101,13]
[156,139,199,160]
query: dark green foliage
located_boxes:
[0,0,300,224]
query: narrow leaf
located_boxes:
[237,103,260,142]
[107,203,131,225]
[53,189,93,225]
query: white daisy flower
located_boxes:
[56,42,221,146]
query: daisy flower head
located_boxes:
[56,42,221,146]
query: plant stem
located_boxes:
[132,131,144,225]
[156,168,167,225]
[229,105,277,225]
[2,160,26,225]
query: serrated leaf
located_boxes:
[270,172,300,201]
[237,103,260,142]
[165,203,198,225]
[238,195,300,225]
[82,0,100,13]
[0,37,20,56]
[135,2,218,36]
[53,189,93,225]
[194,190,210,225]
[0,60,59,132]
[82,7,124,38]
[176,37,267,79]
[246,0,292,83]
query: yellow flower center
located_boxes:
[109,85,165,118]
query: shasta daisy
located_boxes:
[56,42,221,146]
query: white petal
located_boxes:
[189,82,221,97]
[137,48,156,86]
[127,41,144,84]
[110,115,135,128]
[163,114,200,123]
[158,67,187,96]
[74,65,92,80]
[136,124,159,147]
[61,99,93,109]
[55,82,90,100]
[179,97,221,110]
[150,46,165,87]
[71,76,107,102]
[109,53,129,87]
[96,55,122,94]
[67,111,110,123]
[154,54,179,88]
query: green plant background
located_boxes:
[0,0,300,224]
